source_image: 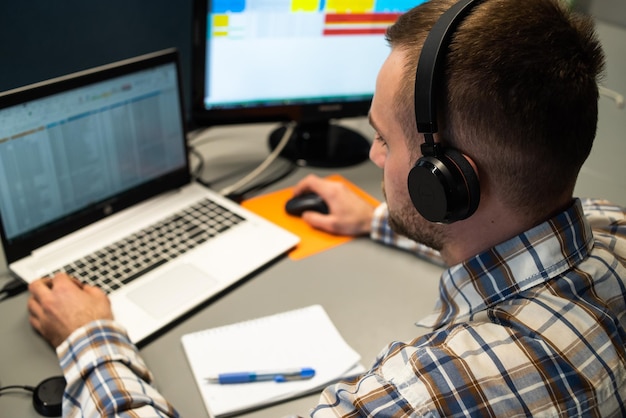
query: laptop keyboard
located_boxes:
[46,198,245,294]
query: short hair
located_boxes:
[386,0,605,215]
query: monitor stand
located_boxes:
[268,121,370,168]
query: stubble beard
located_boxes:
[383,182,445,252]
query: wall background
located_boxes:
[574,0,626,27]
[0,1,194,120]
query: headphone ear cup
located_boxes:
[407,148,480,223]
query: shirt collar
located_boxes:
[417,199,594,329]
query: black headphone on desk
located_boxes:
[407,0,483,223]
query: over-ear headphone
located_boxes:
[407,0,482,223]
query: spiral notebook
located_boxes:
[181,305,365,417]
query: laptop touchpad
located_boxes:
[126,263,219,319]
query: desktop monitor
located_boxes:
[191,0,424,167]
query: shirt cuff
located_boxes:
[56,319,154,386]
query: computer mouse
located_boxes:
[285,193,329,216]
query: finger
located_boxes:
[50,273,82,290]
[83,284,106,298]
[302,212,336,234]
[293,174,321,195]
[50,272,84,291]
[28,307,41,329]
[28,314,42,334]
[28,278,53,301]
[27,294,41,318]
[304,174,326,192]
[53,272,81,283]
[69,276,85,289]
[27,295,44,330]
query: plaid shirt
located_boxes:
[57,198,626,417]
[57,321,179,417]
[312,198,626,417]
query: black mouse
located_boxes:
[285,193,329,216]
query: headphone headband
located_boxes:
[414,0,484,141]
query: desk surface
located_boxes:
[0,120,444,417]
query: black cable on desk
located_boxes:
[0,384,35,395]
[1,376,65,417]
[0,278,28,302]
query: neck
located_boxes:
[439,197,571,266]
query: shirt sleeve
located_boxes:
[370,202,444,266]
[56,319,180,418]
[309,342,422,418]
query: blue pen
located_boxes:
[205,367,316,384]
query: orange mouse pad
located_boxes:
[241,174,380,260]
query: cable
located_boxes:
[201,163,261,190]
[0,384,35,395]
[225,160,297,202]
[188,145,206,184]
[0,278,28,302]
[218,121,296,197]
[1,376,65,417]
[186,127,212,144]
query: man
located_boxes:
[28,0,626,416]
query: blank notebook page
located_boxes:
[181,305,364,417]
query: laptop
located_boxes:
[0,48,299,344]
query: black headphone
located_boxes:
[407,0,482,223]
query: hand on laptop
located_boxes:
[28,273,113,348]
[291,174,376,236]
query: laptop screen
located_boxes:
[0,49,190,260]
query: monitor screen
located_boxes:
[192,0,423,167]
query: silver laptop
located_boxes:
[0,49,299,344]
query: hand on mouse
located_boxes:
[291,174,376,236]
[27,273,113,348]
